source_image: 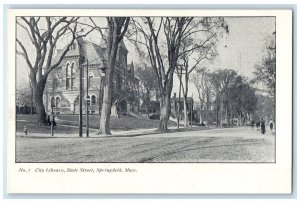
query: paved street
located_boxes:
[16,127,275,163]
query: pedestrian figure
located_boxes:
[269,119,274,131]
[261,117,266,135]
[46,115,51,126]
[256,121,260,131]
[250,120,255,131]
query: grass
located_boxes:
[16,114,177,134]
[16,118,79,134]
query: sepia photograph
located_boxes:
[14,15,277,163]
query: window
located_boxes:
[66,62,76,89]
[66,78,71,89]
[52,78,58,90]
[88,76,93,87]
[51,97,55,108]
[55,97,60,108]
[88,72,94,87]
[66,64,70,89]
[71,64,76,88]
[91,95,96,105]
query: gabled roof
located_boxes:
[54,39,105,66]
[54,37,128,69]
[80,41,105,65]
[99,30,128,52]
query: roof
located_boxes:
[99,30,128,52]
[100,39,128,52]
[54,38,128,69]
[80,41,105,65]
[54,38,106,67]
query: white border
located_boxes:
[7,9,292,194]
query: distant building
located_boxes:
[170,93,194,119]
[194,100,215,124]
[140,100,160,115]
[44,38,139,115]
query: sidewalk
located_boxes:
[16,127,166,138]
[16,125,210,138]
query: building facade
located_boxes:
[44,38,139,115]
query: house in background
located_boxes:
[170,93,194,121]
[139,100,160,118]
[193,100,215,124]
[44,37,139,115]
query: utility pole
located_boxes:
[86,60,89,138]
[79,64,83,137]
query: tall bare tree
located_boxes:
[191,67,214,124]
[135,65,159,116]
[130,17,228,131]
[96,17,130,135]
[145,17,194,131]
[16,17,93,124]
[253,32,276,97]
[211,69,238,125]
[177,35,218,126]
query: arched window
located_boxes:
[66,63,71,89]
[71,63,76,88]
[56,97,60,108]
[88,72,94,87]
[66,62,76,89]
[91,95,96,105]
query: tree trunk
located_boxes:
[98,17,129,135]
[99,69,115,134]
[177,75,182,129]
[224,105,228,124]
[99,80,112,134]
[158,74,174,132]
[99,34,119,135]
[199,101,203,124]
[98,75,104,115]
[206,92,210,123]
[220,102,223,125]
[215,98,220,126]
[32,80,47,125]
[159,96,170,132]
[183,72,189,127]
[30,85,34,114]
[183,96,188,127]
[146,88,150,117]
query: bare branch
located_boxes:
[118,17,130,43]
[16,39,34,72]
[178,33,216,57]
[16,20,36,45]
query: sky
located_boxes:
[16,17,275,100]
[210,17,275,78]
[124,17,275,98]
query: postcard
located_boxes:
[7,9,292,194]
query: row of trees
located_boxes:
[253,32,276,97]
[178,67,258,126]
[252,32,276,122]
[128,17,228,130]
[17,16,230,134]
[137,66,259,126]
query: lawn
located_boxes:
[16,117,79,134]
[16,114,176,134]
